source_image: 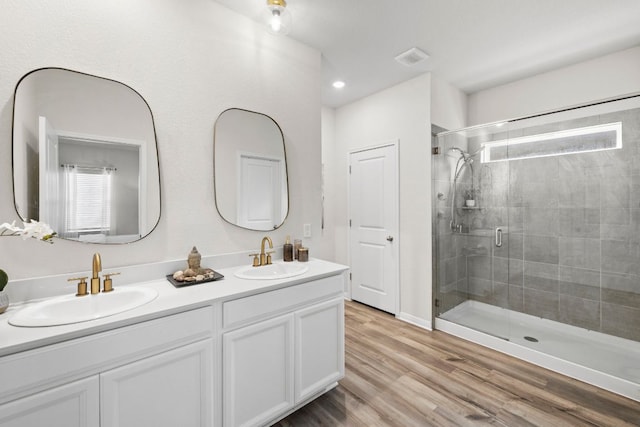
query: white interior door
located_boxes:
[238,155,282,230]
[349,143,399,314]
[38,116,60,229]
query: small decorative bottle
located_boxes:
[293,239,302,260]
[283,236,293,262]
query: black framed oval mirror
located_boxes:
[214,108,289,231]
[12,68,161,244]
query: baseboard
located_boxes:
[397,311,432,330]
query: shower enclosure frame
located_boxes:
[432,92,640,402]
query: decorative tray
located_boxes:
[166,271,224,288]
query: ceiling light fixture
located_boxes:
[264,0,292,35]
[332,80,345,89]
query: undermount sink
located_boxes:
[234,261,309,280]
[9,286,159,327]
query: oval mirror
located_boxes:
[12,68,161,244]
[214,108,288,231]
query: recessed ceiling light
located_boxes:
[332,80,345,89]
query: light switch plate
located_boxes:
[303,224,311,238]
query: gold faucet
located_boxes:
[260,236,274,266]
[91,253,102,294]
[249,236,275,267]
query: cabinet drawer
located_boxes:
[0,306,213,404]
[223,274,344,330]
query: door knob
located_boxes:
[386,236,394,242]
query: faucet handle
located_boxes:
[249,253,260,267]
[68,276,89,297]
[102,272,120,293]
[265,251,275,265]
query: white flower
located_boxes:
[0,219,56,243]
[0,221,21,233]
[20,220,55,241]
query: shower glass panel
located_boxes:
[433,122,512,339]
[433,94,640,396]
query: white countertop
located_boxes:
[0,258,348,357]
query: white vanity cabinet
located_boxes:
[222,274,345,427]
[0,307,214,427]
[101,338,214,427]
[0,376,99,427]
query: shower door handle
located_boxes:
[495,227,503,247]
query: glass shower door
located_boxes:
[433,123,512,339]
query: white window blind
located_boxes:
[62,165,113,234]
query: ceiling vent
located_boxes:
[394,47,429,67]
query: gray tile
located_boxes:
[524,207,558,236]
[601,178,630,209]
[508,233,523,259]
[601,271,640,293]
[508,284,524,312]
[558,266,600,300]
[524,235,559,264]
[524,261,558,292]
[489,282,509,308]
[444,258,457,287]
[468,277,492,298]
[601,240,640,275]
[438,235,457,259]
[558,208,600,238]
[467,255,491,280]
[601,207,631,226]
[585,178,602,208]
[558,294,601,330]
[631,175,640,208]
[558,237,600,269]
[457,256,467,280]
[493,257,509,284]
[508,207,524,231]
[602,288,640,310]
[523,180,559,208]
[601,271,640,310]
[524,288,559,321]
[508,258,524,286]
[601,302,640,341]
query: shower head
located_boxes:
[449,146,481,162]
[449,147,470,162]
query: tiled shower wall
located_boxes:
[435,107,640,343]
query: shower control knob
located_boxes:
[386,236,394,242]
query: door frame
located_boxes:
[347,140,400,315]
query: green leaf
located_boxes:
[0,269,7,292]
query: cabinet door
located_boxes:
[101,339,214,427]
[295,297,345,402]
[223,314,294,427]
[0,376,99,427]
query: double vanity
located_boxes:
[4,66,340,426]
[0,257,348,427]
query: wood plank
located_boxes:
[275,301,640,426]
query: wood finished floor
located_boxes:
[275,300,640,427]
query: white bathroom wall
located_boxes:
[0,0,321,280]
[318,107,338,260]
[431,73,468,132]
[468,45,640,125]
[330,74,432,326]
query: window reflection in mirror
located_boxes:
[12,68,161,244]
[214,108,289,231]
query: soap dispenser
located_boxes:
[283,235,293,262]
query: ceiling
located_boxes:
[213,0,640,108]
